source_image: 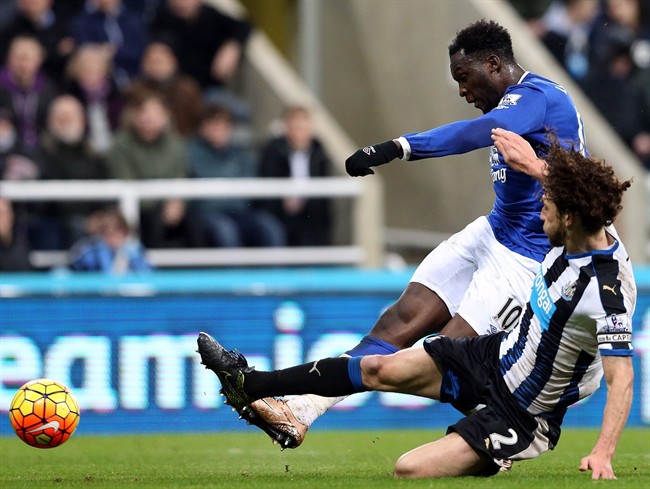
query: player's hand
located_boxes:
[579,453,617,480]
[491,128,547,181]
[345,140,401,177]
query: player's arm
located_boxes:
[490,128,547,181]
[579,355,633,480]
[345,85,546,177]
[400,85,547,161]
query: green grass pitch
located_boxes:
[1,429,648,488]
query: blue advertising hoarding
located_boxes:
[1,267,649,436]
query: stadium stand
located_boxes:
[0,177,366,268]
[0,0,647,270]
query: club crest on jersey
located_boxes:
[490,146,500,167]
[490,146,507,183]
[497,94,522,108]
[561,281,577,301]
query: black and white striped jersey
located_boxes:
[498,227,636,423]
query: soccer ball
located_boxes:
[8,379,80,448]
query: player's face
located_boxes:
[541,196,567,247]
[450,51,503,114]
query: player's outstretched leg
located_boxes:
[244,284,448,449]
[247,337,400,448]
[240,331,403,449]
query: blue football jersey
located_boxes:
[399,72,587,262]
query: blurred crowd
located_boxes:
[511,0,650,169]
[0,0,334,272]
[2,0,648,273]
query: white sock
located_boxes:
[285,353,351,427]
[286,393,347,427]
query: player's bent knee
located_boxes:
[394,453,431,479]
[360,355,393,390]
[370,284,450,349]
[369,304,423,349]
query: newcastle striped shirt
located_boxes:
[498,227,636,423]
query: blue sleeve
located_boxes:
[403,85,548,160]
[69,240,111,271]
[127,242,153,272]
[69,246,95,271]
[130,256,152,272]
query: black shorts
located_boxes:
[424,334,560,475]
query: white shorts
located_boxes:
[410,216,540,335]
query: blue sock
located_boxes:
[346,335,399,357]
[347,357,365,391]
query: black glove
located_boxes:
[345,140,401,177]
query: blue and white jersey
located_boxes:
[498,227,636,423]
[398,72,587,262]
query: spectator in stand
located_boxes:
[508,0,555,27]
[0,106,43,254]
[0,196,32,271]
[633,66,650,169]
[33,95,108,250]
[583,0,650,169]
[0,0,75,88]
[530,0,650,168]
[125,37,203,137]
[590,0,650,73]
[150,0,252,90]
[539,0,600,81]
[259,106,332,246]
[64,44,123,153]
[187,104,286,248]
[106,89,199,248]
[68,0,147,88]
[0,35,57,150]
[69,206,152,274]
[0,106,42,181]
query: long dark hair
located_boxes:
[543,136,632,233]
